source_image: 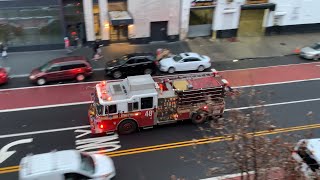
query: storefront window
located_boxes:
[0,4,63,47]
[189,9,213,25]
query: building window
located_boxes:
[189,9,213,25]
[0,1,63,47]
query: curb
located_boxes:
[237,53,296,61]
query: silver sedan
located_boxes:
[300,42,320,60]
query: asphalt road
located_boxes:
[0,55,319,179]
[0,55,310,89]
[0,80,320,179]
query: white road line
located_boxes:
[234,77,320,89]
[2,62,319,92]
[201,171,255,180]
[0,125,90,139]
[1,97,320,139]
[1,78,320,113]
[224,97,320,111]
[220,61,320,73]
[0,101,92,113]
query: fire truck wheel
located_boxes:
[168,67,175,74]
[191,112,207,124]
[36,78,46,86]
[118,120,137,135]
[113,71,122,79]
[76,74,85,81]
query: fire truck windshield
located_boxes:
[92,92,103,115]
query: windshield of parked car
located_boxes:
[310,43,320,50]
[115,55,131,65]
[39,62,52,72]
[173,55,182,62]
[80,153,95,174]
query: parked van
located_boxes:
[292,138,320,179]
[19,150,115,180]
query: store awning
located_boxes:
[241,3,276,11]
[108,11,134,26]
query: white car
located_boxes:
[159,52,211,73]
[19,150,116,180]
[292,138,320,179]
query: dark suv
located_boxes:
[105,53,159,78]
[29,56,93,85]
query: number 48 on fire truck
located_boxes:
[88,69,233,135]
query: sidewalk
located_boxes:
[1,32,319,77]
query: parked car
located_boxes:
[159,52,211,73]
[300,42,320,60]
[19,150,116,180]
[105,53,159,79]
[0,66,9,85]
[29,56,93,85]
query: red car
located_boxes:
[0,67,9,85]
[29,56,93,86]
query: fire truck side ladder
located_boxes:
[154,71,219,83]
[176,86,225,105]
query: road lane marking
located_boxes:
[0,101,92,113]
[224,97,320,111]
[0,125,90,139]
[0,138,33,164]
[234,77,320,89]
[105,123,320,157]
[1,97,320,139]
[0,123,319,175]
[221,61,320,73]
[1,78,320,113]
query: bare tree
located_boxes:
[183,88,316,180]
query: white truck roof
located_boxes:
[19,150,80,179]
[96,75,158,105]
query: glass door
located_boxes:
[110,25,128,43]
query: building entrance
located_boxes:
[110,25,128,42]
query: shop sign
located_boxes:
[245,0,269,5]
[191,0,217,7]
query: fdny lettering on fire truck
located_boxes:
[88,70,232,135]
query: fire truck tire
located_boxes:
[118,119,137,135]
[36,78,46,86]
[113,71,122,79]
[191,112,207,124]
[168,67,175,74]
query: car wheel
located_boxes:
[113,71,122,79]
[118,119,137,135]
[198,65,205,72]
[144,68,153,75]
[313,55,320,61]
[168,67,175,74]
[76,74,85,82]
[36,78,46,86]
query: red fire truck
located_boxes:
[88,70,232,135]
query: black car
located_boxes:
[105,53,159,78]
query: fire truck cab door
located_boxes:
[138,96,156,127]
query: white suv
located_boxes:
[19,150,115,180]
